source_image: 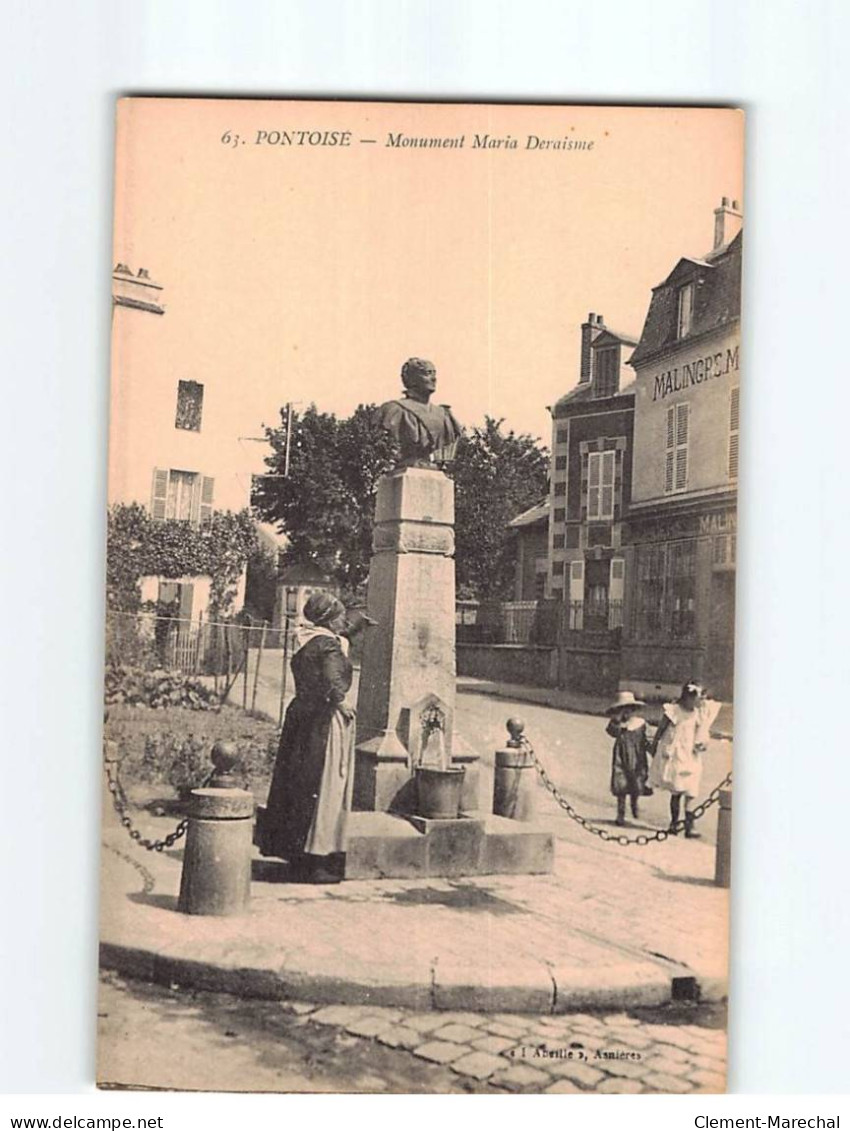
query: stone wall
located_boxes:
[557,645,621,695]
[457,641,621,695]
[457,644,558,687]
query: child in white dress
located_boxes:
[649,681,720,837]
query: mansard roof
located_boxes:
[629,231,742,367]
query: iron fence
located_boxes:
[501,601,539,644]
[106,610,301,722]
[566,599,623,633]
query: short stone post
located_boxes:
[714,789,732,888]
[178,741,254,916]
[493,717,538,821]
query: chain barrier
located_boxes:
[101,841,157,895]
[104,756,212,852]
[518,736,732,847]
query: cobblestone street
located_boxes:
[99,972,726,1094]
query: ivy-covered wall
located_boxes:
[106,502,258,619]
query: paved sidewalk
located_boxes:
[457,675,734,738]
[100,780,729,1016]
[222,651,734,739]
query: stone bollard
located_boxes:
[714,789,732,888]
[178,741,254,916]
[493,717,538,821]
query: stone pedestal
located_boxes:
[354,467,479,812]
[343,810,554,880]
[714,789,732,888]
[178,787,254,917]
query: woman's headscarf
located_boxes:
[302,591,346,628]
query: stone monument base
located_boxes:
[255,807,554,881]
[344,811,553,880]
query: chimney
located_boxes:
[579,312,605,383]
[713,197,743,251]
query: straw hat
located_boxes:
[605,690,646,715]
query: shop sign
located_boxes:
[652,344,739,402]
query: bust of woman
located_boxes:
[376,358,463,468]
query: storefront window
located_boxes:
[635,545,666,637]
[633,539,697,640]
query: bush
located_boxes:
[129,729,277,799]
[105,703,279,799]
[104,615,159,670]
[104,666,220,710]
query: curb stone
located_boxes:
[99,938,722,1015]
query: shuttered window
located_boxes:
[677,283,694,338]
[594,348,619,398]
[568,559,585,629]
[150,468,169,521]
[198,476,215,526]
[587,450,615,519]
[150,468,214,527]
[608,557,625,628]
[665,403,689,494]
[729,386,740,480]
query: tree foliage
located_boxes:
[252,404,397,598]
[253,406,548,601]
[451,417,549,599]
[244,544,279,623]
[106,503,258,619]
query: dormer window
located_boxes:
[677,283,695,339]
[593,347,619,398]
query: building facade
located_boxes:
[620,202,742,700]
[547,313,637,631]
[109,264,263,622]
[507,500,549,602]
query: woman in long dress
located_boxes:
[260,592,358,883]
[649,681,720,838]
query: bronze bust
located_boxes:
[376,358,463,468]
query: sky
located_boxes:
[113,99,744,451]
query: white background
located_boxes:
[1,0,848,1113]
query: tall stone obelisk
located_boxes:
[353,360,478,813]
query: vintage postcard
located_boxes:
[99,98,742,1093]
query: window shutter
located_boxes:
[675,447,688,490]
[609,557,625,600]
[665,408,675,493]
[674,403,689,491]
[151,468,168,521]
[587,453,600,519]
[609,557,625,627]
[601,451,615,518]
[568,559,585,628]
[569,559,584,598]
[729,387,740,480]
[676,402,689,446]
[199,476,215,526]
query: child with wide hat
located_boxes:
[605,690,652,827]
